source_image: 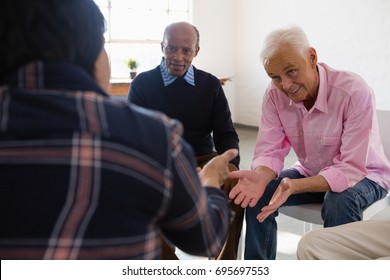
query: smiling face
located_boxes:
[264,46,319,108]
[161,22,200,77]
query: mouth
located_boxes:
[170,63,184,69]
[286,86,301,96]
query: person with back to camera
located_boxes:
[128,21,244,260]
[0,0,237,260]
[228,26,390,259]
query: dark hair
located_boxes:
[0,0,106,78]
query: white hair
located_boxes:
[260,26,311,65]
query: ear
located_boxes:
[308,47,317,66]
[194,46,200,57]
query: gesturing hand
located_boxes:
[256,178,294,222]
[228,170,267,208]
[199,149,239,188]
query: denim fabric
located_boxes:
[244,168,388,260]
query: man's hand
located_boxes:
[199,149,239,188]
[228,170,267,208]
[256,177,294,222]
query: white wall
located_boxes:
[194,0,390,126]
[192,0,237,118]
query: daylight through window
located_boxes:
[94,0,192,81]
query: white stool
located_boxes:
[279,194,390,225]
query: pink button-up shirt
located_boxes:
[252,63,390,192]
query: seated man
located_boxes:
[0,0,237,260]
[228,26,390,260]
[128,22,243,260]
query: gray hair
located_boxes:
[260,26,311,65]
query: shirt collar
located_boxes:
[290,63,328,113]
[1,60,107,96]
[313,63,329,113]
[160,58,195,86]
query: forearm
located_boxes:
[291,175,331,194]
[254,165,277,186]
[166,188,230,257]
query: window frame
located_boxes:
[94,0,193,81]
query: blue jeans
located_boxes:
[244,168,388,260]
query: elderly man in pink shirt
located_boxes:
[229,26,390,260]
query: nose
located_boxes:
[173,51,184,61]
[281,77,294,91]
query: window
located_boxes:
[94,0,193,81]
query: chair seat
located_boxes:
[362,195,390,219]
[279,194,390,225]
[279,203,323,224]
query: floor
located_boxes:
[177,123,390,260]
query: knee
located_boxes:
[297,231,320,260]
[321,192,361,226]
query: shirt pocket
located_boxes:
[319,135,340,146]
[316,135,341,163]
[284,126,304,146]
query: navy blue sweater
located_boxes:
[128,65,240,167]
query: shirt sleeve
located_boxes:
[160,120,231,258]
[251,90,291,174]
[316,68,377,192]
[319,105,374,192]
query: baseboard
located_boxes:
[233,123,258,131]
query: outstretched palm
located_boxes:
[257,178,294,222]
[228,170,267,208]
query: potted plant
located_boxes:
[126,58,139,79]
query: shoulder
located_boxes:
[130,103,181,133]
[104,98,181,144]
[319,63,374,108]
[131,66,161,84]
[112,101,185,161]
[320,63,371,93]
[193,67,221,88]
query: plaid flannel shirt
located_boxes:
[0,61,231,259]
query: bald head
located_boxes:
[161,22,200,77]
[162,22,200,48]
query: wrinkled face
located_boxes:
[264,46,319,105]
[161,23,199,77]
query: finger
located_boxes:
[220,149,239,162]
[235,191,252,206]
[257,211,271,223]
[227,170,246,179]
[241,195,254,208]
[261,204,277,213]
[248,197,259,207]
[256,212,265,222]
[233,192,245,205]
[229,185,240,199]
